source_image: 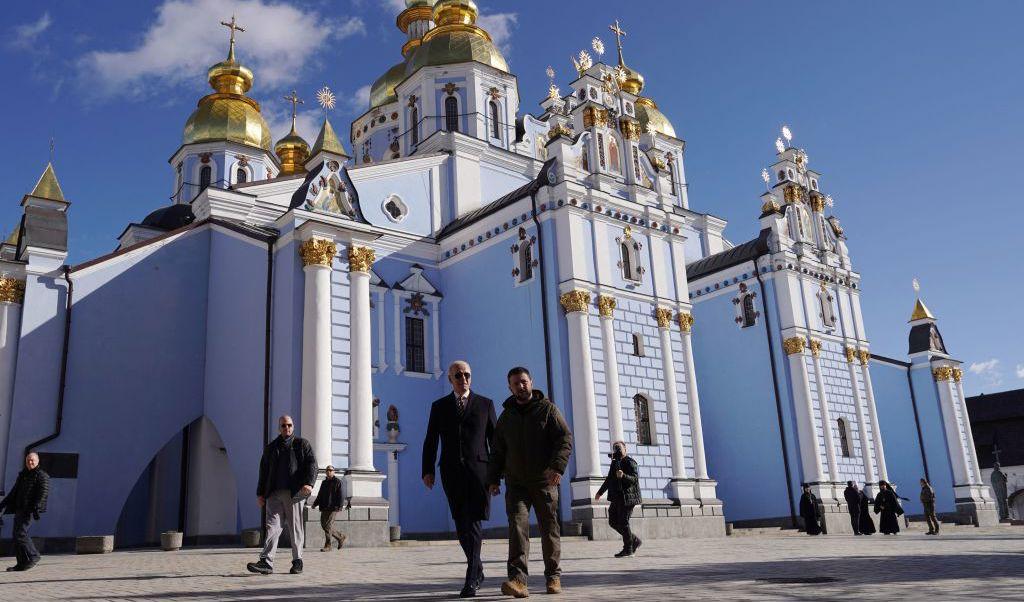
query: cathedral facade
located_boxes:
[0,0,996,548]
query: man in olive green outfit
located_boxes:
[488,367,573,598]
[920,478,940,535]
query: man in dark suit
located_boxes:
[423,360,497,598]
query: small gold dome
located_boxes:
[406,0,508,75]
[275,125,310,176]
[635,97,676,139]
[183,56,271,151]
[620,65,644,96]
[370,62,407,109]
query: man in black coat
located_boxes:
[799,483,822,535]
[843,480,862,535]
[596,441,642,557]
[311,465,346,551]
[423,360,496,598]
[0,452,49,571]
[247,415,317,576]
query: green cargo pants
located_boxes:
[505,483,561,584]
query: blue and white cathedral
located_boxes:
[0,1,997,548]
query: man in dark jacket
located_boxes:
[843,481,861,535]
[487,367,572,598]
[920,478,939,535]
[799,483,822,535]
[596,441,642,557]
[247,415,317,575]
[311,465,346,551]
[423,360,496,598]
[0,452,49,571]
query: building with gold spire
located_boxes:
[0,7,995,552]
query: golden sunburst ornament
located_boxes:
[592,36,605,57]
[316,86,336,111]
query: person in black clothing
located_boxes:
[247,415,317,575]
[423,360,497,598]
[874,480,903,535]
[858,484,876,535]
[595,441,642,557]
[844,481,862,535]
[0,452,49,571]
[311,465,346,551]
[799,483,822,535]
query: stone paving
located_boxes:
[1,527,1022,601]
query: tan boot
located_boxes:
[501,579,530,598]
[335,533,347,549]
[320,544,332,552]
[545,576,561,594]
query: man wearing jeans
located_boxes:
[247,415,317,575]
[487,367,572,598]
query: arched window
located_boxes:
[597,133,606,169]
[742,294,757,327]
[518,241,533,282]
[631,333,644,357]
[405,316,426,373]
[581,142,591,172]
[199,165,212,191]
[818,286,836,330]
[838,417,852,457]
[619,235,642,282]
[444,96,459,132]
[410,106,420,146]
[777,170,785,181]
[236,167,247,184]
[634,394,653,446]
[489,100,501,139]
[620,241,633,279]
[666,155,677,193]
[608,137,621,174]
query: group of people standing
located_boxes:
[799,478,940,537]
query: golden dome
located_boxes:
[620,65,645,96]
[635,97,676,139]
[370,61,407,109]
[275,120,309,176]
[406,0,508,75]
[182,48,272,151]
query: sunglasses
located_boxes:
[452,372,471,380]
[280,423,294,429]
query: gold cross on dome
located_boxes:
[284,90,304,120]
[220,14,246,61]
[609,19,627,57]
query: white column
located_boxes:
[953,369,982,485]
[597,295,624,444]
[300,239,336,468]
[858,351,888,481]
[809,340,839,484]
[845,346,876,486]
[933,366,971,485]
[560,290,602,501]
[784,336,825,484]
[348,246,375,473]
[678,313,708,480]
[0,277,25,492]
[655,309,689,501]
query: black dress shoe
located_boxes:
[474,566,485,588]
[20,560,38,571]
[632,536,642,553]
[459,583,478,598]
[289,559,303,574]
[6,565,24,572]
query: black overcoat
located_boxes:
[799,491,822,535]
[422,391,497,521]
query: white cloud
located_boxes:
[79,0,364,99]
[261,100,321,147]
[969,359,1000,375]
[1016,363,1024,379]
[477,12,518,55]
[9,12,52,49]
[381,0,407,14]
[347,84,372,114]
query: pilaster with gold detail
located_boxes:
[857,349,888,481]
[844,344,877,487]
[300,238,336,470]
[655,307,688,495]
[677,311,708,481]
[0,275,25,486]
[560,289,602,503]
[807,338,839,485]
[783,334,826,484]
[596,295,624,444]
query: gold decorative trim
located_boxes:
[844,346,857,363]
[809,193,825,213]
[858,349,870,366]
[783,185,803,204]
[783,336,806,355]
[952,367,963,382]
[0,277,26,304]
[348,246,375,273]
[560,290,591,314]
[299,238,337,267]
[933,366,953,382]
[619,117,641,141]
[654,307,673,328]
[677,312,694,333]
[808,338,822,357]
[597,295,616,318]
[583,106,608,129]
[547,123,573,139]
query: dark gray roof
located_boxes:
[966,388,1024,422]
[437,158,557,240]
[685,228,770,281]
[966,388,1024,468]
[20,205,68,255]
[909,323,946,355]
[141,203,195,230]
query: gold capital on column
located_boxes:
[677,312,694,333]
[808,338,822,357]
[783,336,806,355]
[348,246,375,272]
[597,295,616,318]
[0,277,26,304]
[654,307,673,328]
[559,289,591,314]
[952,367,963,382]
[858,349,871,366]
[933,366,952,381]
[299,238,337,267]
[844,346,857,363]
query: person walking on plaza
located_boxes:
[843,481,861,535]
[422,360,497,598]
[488,367,572,598]
[595,441,642,557]
[874,480,903,535]
[247,415,317,575]
[857,483,876,535]
[920,478,940,535]
[799,483,822,535]
[0,452,49,571]
[311,465,347,551]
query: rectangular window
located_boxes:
[634,394,653,446]
[405,316,426,373]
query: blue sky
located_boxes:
[1,1,1022,395]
